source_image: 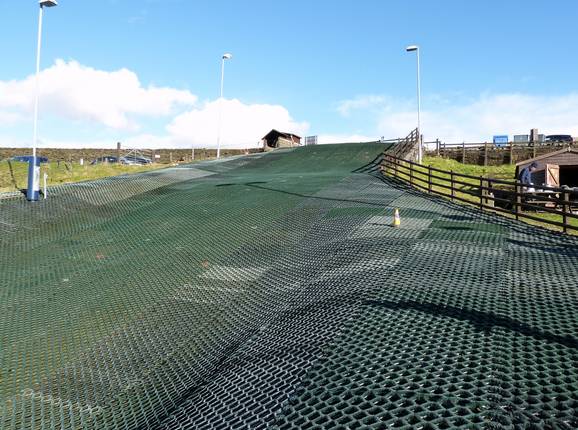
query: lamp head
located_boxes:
[406,45,419,52]
[222,53,233,60]
[40,0,58,7]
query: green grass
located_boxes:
[386,156,578,234]
[423,156,515,180]
[0,160,166,193]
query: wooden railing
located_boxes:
[381,153,578,233]
[388,128,420,161]
[432,140,578,165]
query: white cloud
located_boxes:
[336,95,389,117]
[339,93,578,142]
[167,98,309,147]
[0,111,24,125]
[0,59,197,130]
[0,60,309,149]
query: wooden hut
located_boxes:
[516,147,578,187]
[262,130,301,151]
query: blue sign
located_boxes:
[493,135,508,147]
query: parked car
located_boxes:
[91,156,118,165]
[544,135,573,145]
[119,155,152,165]
[10,155,49,163]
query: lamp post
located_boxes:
[28,0,57,201]
[216,53,232,159]
[405,45,422,164]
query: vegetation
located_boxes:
[0,160,163,193]
[423,156,516,181]
[387,155,578,234]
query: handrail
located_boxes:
[384,154,578,194]
[381,153,578,233]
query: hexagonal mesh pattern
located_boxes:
[1,143,577,430]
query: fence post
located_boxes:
[563,191,570,233]
[509,141,514,164]
[484,142,488,166]
[428,165,432,193]
[436,139,440,156]
[515,184,522,219]
[450,170,455,201]
[462,141,466,164]
[479,177,484,210]
[409,161,414,186]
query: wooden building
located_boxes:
[262,130,301,151]
[516,147,578,187]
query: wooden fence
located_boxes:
[382,153,578,233]
[431,141,578,166]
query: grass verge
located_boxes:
[0,161,165,193]
[387,156,578,234]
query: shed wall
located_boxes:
[518,152,578,171]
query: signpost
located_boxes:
[493,135,508,148]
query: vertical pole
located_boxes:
[32,5,44,161]
[479,177,484,210]
[450,170,455,201]
[192,146,195,161]
[515,184,522,219]
[28,5,44,201]
[43,172,48,199]
[436,139,440,156]
[563,191,570,233]
[462,141,466,164]
[216,57,225,159]
[509,140,514,164]
[416,48,422,164]
[409,161,413,186]
[428,165,432,194]
[484,142,488,167]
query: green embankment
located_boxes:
[0,160,165,193]
[416,156,578,233]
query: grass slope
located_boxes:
[0,160,165,193]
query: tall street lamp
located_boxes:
[28,0,58,201]
[216,53,232,159]
[405,44,422,164]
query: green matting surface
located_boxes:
[1,143,577,429]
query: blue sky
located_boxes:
[1,0,577,149]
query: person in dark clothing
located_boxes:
[518,162,538,192]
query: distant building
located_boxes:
[516,147,578,188]
[305,136,318,146]
[262,130,301,151]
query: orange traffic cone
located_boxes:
[393,208,401,227]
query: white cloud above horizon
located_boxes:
[2,60,577,150]
[0,60,197,131]
[167,98,309,147]
[0,60,309,149]
[338,93,578,142]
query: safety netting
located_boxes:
[1,143,577,429]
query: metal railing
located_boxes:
[381,153,578,233]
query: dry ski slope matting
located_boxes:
[1,143,577,430]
